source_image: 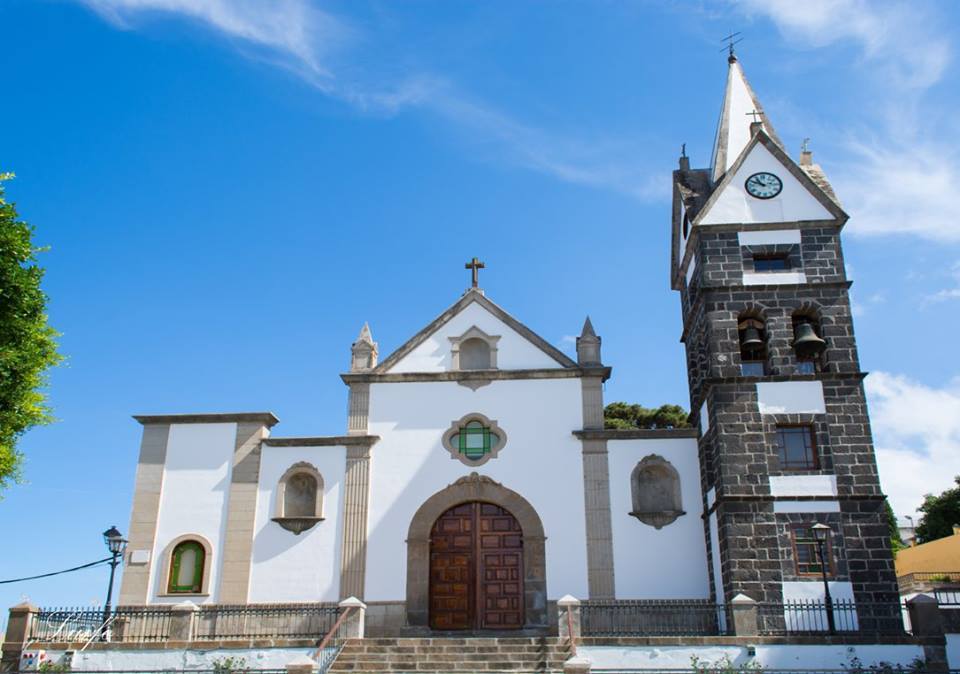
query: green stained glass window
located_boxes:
[454,421,499,462]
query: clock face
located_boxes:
[744,172,783,199]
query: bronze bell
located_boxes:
[740,326,764,350]
[794,322,827,357]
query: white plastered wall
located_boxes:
[385,301,561,373]
[699,142,833,226]
[607,438,710,599]
[364,377,588,600]
[150,423,237,603]
[248,445,346,602]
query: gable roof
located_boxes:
[373,288,578,373]
[711,55,784,182]
[694,130,848,227]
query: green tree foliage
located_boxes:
[604,402,690,430]
[884,500,904,553]
[0,173,62,493]
[916,476,960,544]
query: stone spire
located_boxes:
[350,323,378,372]
[710,54,784,182]
[576,316,602,366]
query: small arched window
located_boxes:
[273,463,325,535]
[629,455,685,529]
[168,540,205,594]
[738,316,767,376]
[460,338,492,370]
[792,314,826,374]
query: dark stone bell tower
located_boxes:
[670,54,900,626]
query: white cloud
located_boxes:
[866,371,960,517]
[733,0,950,89]
[733,0,959,243]
[77,0,662,201]
[922,261,960,303]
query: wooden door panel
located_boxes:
[429,501,524,630]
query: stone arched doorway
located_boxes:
[406,473,547,629]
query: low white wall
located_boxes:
[580,643,926,670]
[45,647,320,671]
[607,438,709,599]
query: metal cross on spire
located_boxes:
[746,110,764,124]
[465,257,485,289]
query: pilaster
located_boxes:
[118,423,170,605]
[581,439,615,599]
[347,382,370,435]
[340,443,372,599]
[218,421,270,603]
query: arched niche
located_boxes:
[272,462,325,535]
[629,455,685,529]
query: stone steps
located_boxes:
[329,637,571,673]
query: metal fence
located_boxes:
[27,606,172,644]
[193,604,339,641]
[26,604,340,644]
[581,600,734,637]
[756,600,904,636]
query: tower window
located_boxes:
[791,524,835,577]
[738,318,767,376]
[754,254,790,272]
[776,425,818,470]
[792,316,826,373]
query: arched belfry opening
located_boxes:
[406,473,547,630]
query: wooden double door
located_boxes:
[429,501,524,630]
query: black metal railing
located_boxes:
[193,603,339,641]
[581,600,733,637]
[757,600,904,636]
[28,606,174,643]
[26,604,340,644]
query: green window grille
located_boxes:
[168,541,205,593]
[454,421,500,462]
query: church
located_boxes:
[114,52,898,637]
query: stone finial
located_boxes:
[350,323,378,372]
[576,317,601,366]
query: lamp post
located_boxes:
[811,523,835,634]
[102,526,127,633]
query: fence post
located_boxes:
[563,655,591,674]
[907,593,943,637]
[169,601,198,643]
[557,595,581,641]
[286,654,317,674]
[1,602,38,671]
[339,597,366,639]
[730,593,758,637]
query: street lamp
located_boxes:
[102,526,127,632]
[811,523,835,634]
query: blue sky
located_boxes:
[1,0,959,611]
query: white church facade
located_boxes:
[115,52,901,638]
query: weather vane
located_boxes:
[720,31,743,61]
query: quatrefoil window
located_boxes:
[442,413,507,467]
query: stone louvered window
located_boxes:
[168,540,205,594]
